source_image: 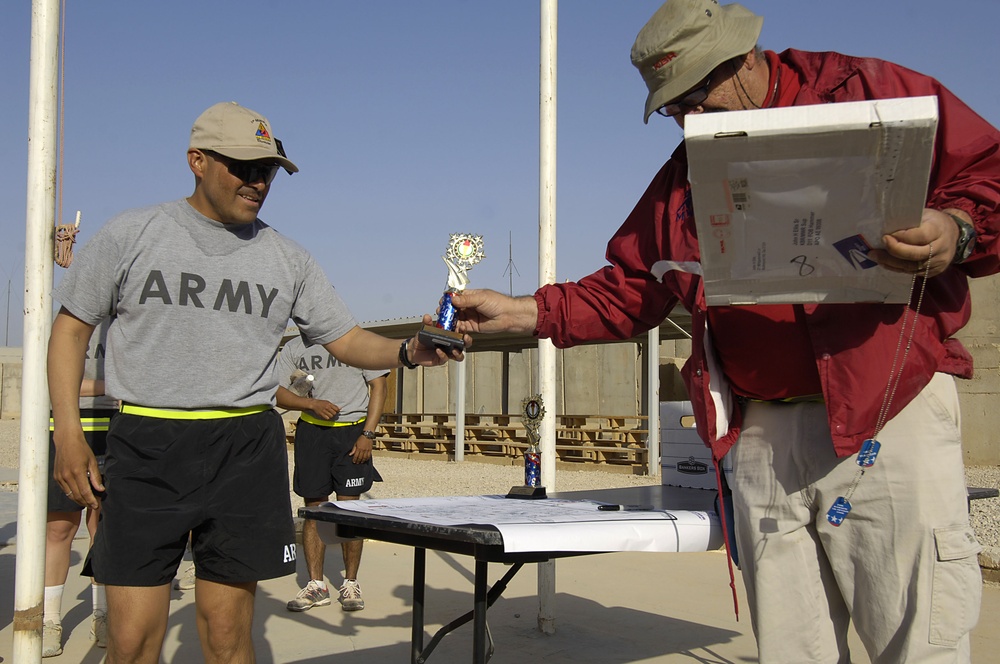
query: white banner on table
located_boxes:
[330,495,723,553]
[495,509,721,553]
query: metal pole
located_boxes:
[455,360,466,462]
[538,0,558,495]
[15,0,60,661]
[4,279,10,346]
[647,326,660,476]
[537,0,557,637]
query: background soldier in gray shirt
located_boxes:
[276,336,388,613]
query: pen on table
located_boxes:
[596,504,656,511]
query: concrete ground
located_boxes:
[1,476,998,663]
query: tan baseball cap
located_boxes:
[631,0,763,123]
[189,101,299,173]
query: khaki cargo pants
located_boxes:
[730,373,981,663]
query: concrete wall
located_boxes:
[955,279,1000,465]
[394,343,645,417]
[0,347,22,419]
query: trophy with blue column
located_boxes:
[417,233,485,353]
[507,394,547,499]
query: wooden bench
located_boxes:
[374,413,453,455]
[968,486,999,511]
[552,415,648,465]
[376,437,416,453]
[553,441,648,466]
[464,427,524,457]
[371,412,651,470]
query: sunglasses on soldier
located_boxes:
[204,150,281,185]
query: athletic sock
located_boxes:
[92,583,107,612]
[312,579,328,590]
[43,585,64,624]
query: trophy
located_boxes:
[417,233,485,353]
[507,394,547,499]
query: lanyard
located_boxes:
[826,247,933,526]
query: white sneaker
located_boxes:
[42,620,62,657]
[339,579,365,611]
[286,579,331,612]
[173,564,196,590]
[90,609,108,648]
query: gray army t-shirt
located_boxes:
[53,199,356,409]
[276,336,388,422]
[80,317,117,410]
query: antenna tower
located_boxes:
[501,231,520,295]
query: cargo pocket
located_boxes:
[929,524,982,646]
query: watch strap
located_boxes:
[399,338,417,369]
[948,213,976,264]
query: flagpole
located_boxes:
[14,0,60,660]
[536,0,558,637]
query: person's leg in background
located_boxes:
[85,503,108,647]
[43,509,83,657]
[334,493,365,611]
[329,422,380,611]
[173,532,197,591]
[286,495,334,611]
[287,419,335,612]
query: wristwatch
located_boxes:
[361,430,378,440]
[950,213,976,264]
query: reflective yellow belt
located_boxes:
[300,412,366,428]
[49,416,111,432]
[120,403,270,420]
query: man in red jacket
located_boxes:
[452,1,999,662]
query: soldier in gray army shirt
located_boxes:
[275,336,388,614]
[47,101,466,664]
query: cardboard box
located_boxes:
[685,96,938,306]
[660,401,731,490]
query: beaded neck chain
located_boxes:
[735,58,780,110]
[826,246,934,526]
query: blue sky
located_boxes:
[2,0,998,347]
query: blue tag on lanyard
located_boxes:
[826,496,852,526]
[857,439,881,468]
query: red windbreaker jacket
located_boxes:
[534,49,1000,462]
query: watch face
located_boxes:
[955,218,976,262]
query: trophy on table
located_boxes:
[417,233,485,353]
[506,394,547,499]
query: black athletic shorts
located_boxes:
[47,408,114,513]
[292,419,382,499]
[83,408,296,586]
